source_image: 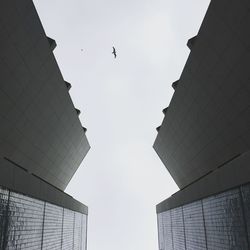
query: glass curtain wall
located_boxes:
[158,183,250,250]
[0,186,87,250]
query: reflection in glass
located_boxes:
[158,184,250,250]
[0,186,87,250]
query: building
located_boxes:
[0,1,90,249]
[154,1,250,249]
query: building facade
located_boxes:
[0,1,90,249]
[154,1,250,249]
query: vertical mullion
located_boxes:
[61,208,64,250]
[85,215,88,250]
[239,186,250,249]
[40,202,46,250]
[181,206,187,250]
[201,200,208,250]
[2,189,10,249]
[157,214,162,250]
[72,212,75,250]
[80,215,83,250]
[170,210,174,250]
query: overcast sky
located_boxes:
[33,1,210,250]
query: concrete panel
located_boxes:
[0,158,88,215]
[0,0,90,191]
[154,0,250,189]
[157,150,250,214]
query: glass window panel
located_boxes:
[81,214,87,250]
[203,189,247,249]
[0,187,9,249]
[42,202,63,250]
[0,187,88,249]
[183,200,206,250]
[171,207,185,250]
[157,213,165,250]
[241,183,250,244]
[73,212,83,250]
[161,210,173,250]
[62,208,74,250]
[7,192,44,249]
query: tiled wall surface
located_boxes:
[0,0,90,191]
[158,183,250,250]
[153,0,250,189]
[0,186,87,250]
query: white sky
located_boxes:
[33,1,210,249]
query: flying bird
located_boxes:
[112,46,117,58]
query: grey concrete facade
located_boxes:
[0,1,90,248]
[0,0,90,216]
[157,150,250,214]
[0,0,90,192]
[0,157,88,214]
[154,0,250,189]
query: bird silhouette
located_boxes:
[112,46,117,58]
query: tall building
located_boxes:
[154,1,250,249]
[0,1,90,249]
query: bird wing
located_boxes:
[112,47,117,58]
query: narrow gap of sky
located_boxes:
[33,1,210,250]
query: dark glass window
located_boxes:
[158,184,250,250]
[0,186,87,250]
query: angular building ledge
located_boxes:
[162,107,168,115]
[82,126,87,133]
[0,157,88,214]
[47,36,57,51]
[172,80,179,90]
[65,81,72,90]
[75,108,81,116]
[156,151,249,213]
[187,35,197,50]
[156,126,161,132]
